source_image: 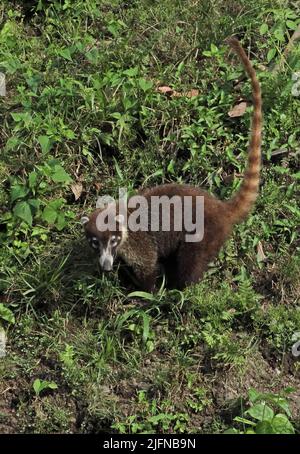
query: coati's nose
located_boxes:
[102,259,113,272]
[99,253,113,271]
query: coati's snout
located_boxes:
[80,210,125,272]
[98,244,114,271]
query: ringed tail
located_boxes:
[225,37,262,223]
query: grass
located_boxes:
[0,0,299,434]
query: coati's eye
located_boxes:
[110,235,121,248]
[90,237,99,249]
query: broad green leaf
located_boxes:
[42,206,57,224]
[63,129,75,139]
[13,201,32,226]
[123,67,138,77]
[248,388,262,403]
[48,198,65,210]
[51,165,72,184]
[27,199,40,212]
[38,135,52,154]
[5,137,21,150]
[255,420,275,434]
[0,304,15,324]
[259,23,269,35]
[274,28,285,42]
[11,112,32,126]
[271,414,295,434]
[286,20,298,30]
[28,171,38,188]
[56,213,67,231]
[211,43,218,53]
[33,378,42,395]
[138,78,153,92]
[33,378,58,396]
[246,403,274,422]
[58,47,72,61]
[267,48,277,63]
[273,397,292,417]
[223,428,239,434]
[10,184,29,203]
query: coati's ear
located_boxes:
[80,215,89,226]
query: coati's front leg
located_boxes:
[174,242,211,290]
[133,265,159,293]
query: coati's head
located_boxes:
[81,204,127,272]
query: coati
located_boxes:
[81,38,262,292]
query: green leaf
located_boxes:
[33,378,42,395]
[248,388,261,403]
[274,28,285,43]
[127,291,156,301]
[211,43,218,53]
[123,67,138,77]
[51,165,72,184]
[233,416,256,426]
[13,201,32,226]
[267,48,277,63]
[271,414,295,434]
[259,23,269,35]
[255,420,275,434]
[42,206,57,224]
[28,199,40,213]
[5,137,21,151]
[58,47,72,61]
[38,135,52,154]
[33,378,58,396]
[56,213,67,231]
[246,403,274,422]
[0,304,15,324]
[274,397,292,417]
[28,171,38,189]
[286,20,298,30]
[223,428,239,434]
[10,184,29,203]
[138,78,153,92]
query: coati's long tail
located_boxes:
[225,37,262,223]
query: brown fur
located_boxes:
[82,38,262,291]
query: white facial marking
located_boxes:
[99,244,114,271]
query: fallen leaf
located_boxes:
[257,241,267,262]
[71,182,83,201]
[94,182,102,191]
[228,101,247,118]
[170,90,182,97]
[157,86,174,95]
[270,148,289,157]
[185,89,199,98]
